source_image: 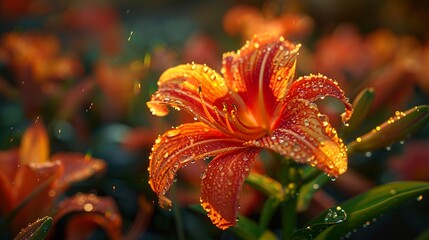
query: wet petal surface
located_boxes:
[148,122,245,202]
[286,74,353,122]
[250,99,347,177]
[55,193,122,240]
[200,148,260,229]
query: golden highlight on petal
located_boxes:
[19,122,50,164]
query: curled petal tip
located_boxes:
[146,101,169,117]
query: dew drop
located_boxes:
[390,189,396,195]
[84,203,94,212]
[365,152,372,157]
[417,195,423,201]
[227,168,234,177]
[167,128,181,137]
[324,206,347,223]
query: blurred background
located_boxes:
[0,0,428,239]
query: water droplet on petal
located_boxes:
[84,203,93,212]
[167,129,181,137]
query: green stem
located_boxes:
[281,197,297,240]
[278,158,301,240]
[302,167,322,184]
[171,186,185,240]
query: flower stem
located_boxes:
[281,197,297,239]
[278,158,301,240]
[171,185,185,240]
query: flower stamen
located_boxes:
[222,102,236,134]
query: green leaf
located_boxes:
[13,216,52,240]
[233,215,277,240]
[347,105,429,154]
[307,181,429,240]
[297,173,330,212]
[259,196,281,229]
[245,173,282,199]
[289,206,347,240]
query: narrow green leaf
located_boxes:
[246,172,282,199]
[289,206,346,240]
[13,216,52,240]
[233,215,277,240]
[259,196,281,229]
[347,105,429,154]
[297,173,330,212]
[307,181,429,240]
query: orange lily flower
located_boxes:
[147,35,353,229]
[0,122,122,237]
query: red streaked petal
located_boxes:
[200,148,260,230]
[50,153,106,191]
[148,122,244,204]
[250,99,347,177]
[221,35,299,126]
[19,122,50,164]
[286,74,353,123]
[55,194,122,240]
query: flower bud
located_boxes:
[348,105,429,153]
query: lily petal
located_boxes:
[147,63,244,137]
[147,63,226,115]
[50,153,106,191]
[200,148,260,229]
[148,122,244,206]
[251,99,347,177]
[222,35,300,127]
[12,162,63,234]
[55,194,122,240]
[286,74,353,123]
[19,122,50,164]
[0,149,19,214]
